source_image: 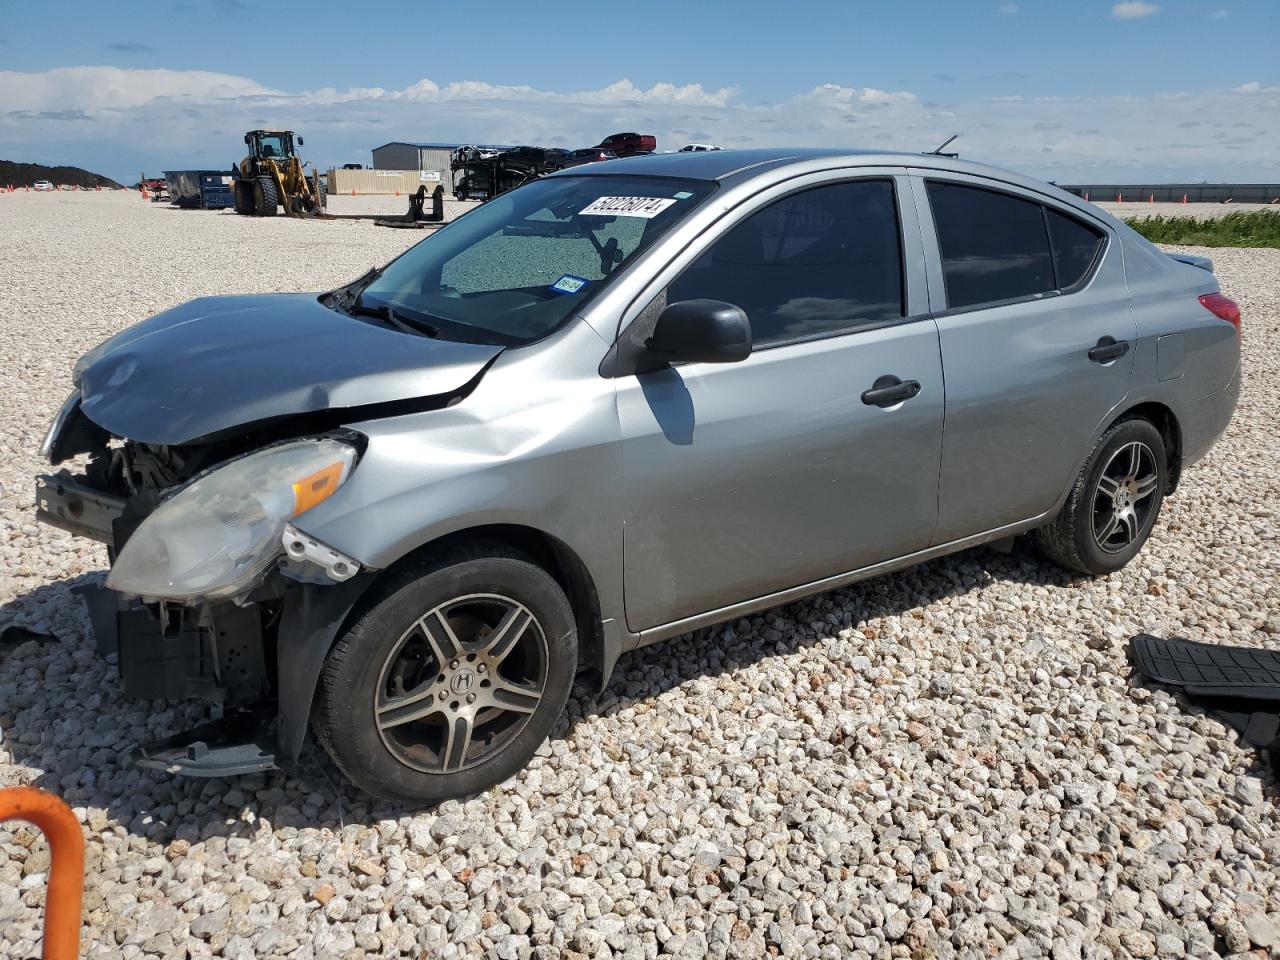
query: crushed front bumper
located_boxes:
[35,474,376,778]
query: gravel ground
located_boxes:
[1,192,1277,960]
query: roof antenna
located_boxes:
[927,134,959,156]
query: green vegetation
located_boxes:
[1125,211,1280,248]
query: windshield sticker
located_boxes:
[549,275,590,295]
[673,191,693,200]
[579,196,678,219]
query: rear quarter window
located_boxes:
[1047,209,1105,289]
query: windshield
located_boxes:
[258,134,290,158]
[357,175,716,345]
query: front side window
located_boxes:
[667,180,905,346]
[927,181,1055,309]
[358,175,715,345]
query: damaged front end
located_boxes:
[33,291,506,777]
[36,401,373,777]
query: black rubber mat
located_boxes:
[1129,633,1280,700]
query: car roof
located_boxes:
[550,147,1069,197]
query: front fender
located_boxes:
[274,574,378,764]
[292,325,626,633]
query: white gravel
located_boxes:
[1,191,1278,960]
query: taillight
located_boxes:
[1199,292,1241,339]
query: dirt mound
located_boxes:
[0,160,123,190]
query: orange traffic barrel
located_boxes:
[0,787,85,960]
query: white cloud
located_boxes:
[1111,1,1159,19]
[3,66,1278,183]
[1208,8,1229,18]
[998,2,1020,13]
[0,65,282,112]
[1233,81,1279,93]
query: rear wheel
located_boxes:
[1037,418,1167,575]
[253,175,278,216]
[313,545,577,805]
[232,181,254,215]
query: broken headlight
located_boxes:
[107,439,356,602]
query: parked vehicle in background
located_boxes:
[33,180,55,191]
[37,148,1240,804]
[342,163,364,170]
[678,143,723,152]
[451,145,567,202]
[595,132,656,157]
[560,148,618,169]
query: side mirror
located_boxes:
[244,134,251,144]
[646,299,752,365]
[297,136,304,146]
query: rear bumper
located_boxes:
[1181,362,1240,469]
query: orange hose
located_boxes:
[0,787,84,960]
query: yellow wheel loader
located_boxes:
[232,130,324,218]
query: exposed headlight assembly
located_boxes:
[107,439,357,602]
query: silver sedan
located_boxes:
[38,148,1240,803]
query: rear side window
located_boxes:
[926,181,1054,309]
[927,180,1106,310]
[1047,209,1105,289]
[667,179,904,345]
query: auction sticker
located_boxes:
[579,196,677,219]
[549,275,589,295]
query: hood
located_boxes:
[74,294,503,445]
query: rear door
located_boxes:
[912,173,1135,542]
[615,171,945,632]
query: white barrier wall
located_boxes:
[325,168,445,195]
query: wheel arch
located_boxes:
[1108,400,1183,493]
[365,523,607,680]
[275,522,609,767]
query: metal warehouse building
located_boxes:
[371,141,517,187]
[371,142,461,181]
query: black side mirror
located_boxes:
[244,134,251,144]
[646,299,752,365]
[297,136,304,146]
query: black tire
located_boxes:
[313,544,577,805]
[254,175,278,216]
[233,181,254,215]
[1037,417,1167,575]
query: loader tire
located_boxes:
[254,176,278,216]
[232,181,254,215]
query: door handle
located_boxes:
[861,375,922,408]
[1088,336,1130,364]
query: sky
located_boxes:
[1,0,1278,183]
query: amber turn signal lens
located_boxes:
[292,461,346,516]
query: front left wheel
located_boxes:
[312,546,577,805]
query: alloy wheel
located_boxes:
[1091,441,1160,554]
[374,594,548,774]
